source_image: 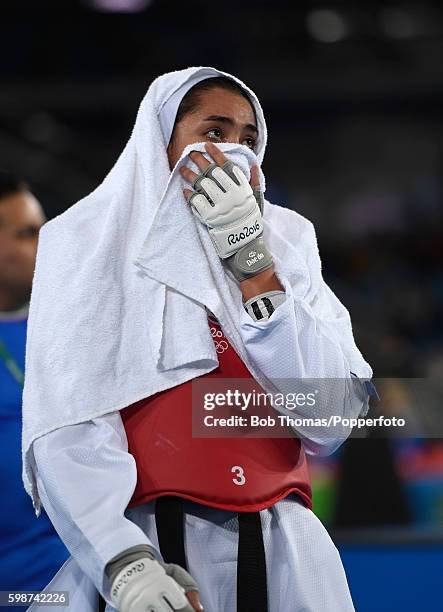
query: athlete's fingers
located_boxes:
[249,164,260,188]
[189,150,211,171]
[204,142,228,166]
[180,150,213,185]
[180,165,199,183]
[183,188,194,202]
[186,590,204,611]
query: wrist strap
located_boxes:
[105,544,155,584]
[223,236,273,281]
[243,290,286,321]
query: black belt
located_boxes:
[98,594,106,612]
[155,495,188,570]
[155,496,268,612]
[237,512,268,612]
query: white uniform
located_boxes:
[31,282,369,611]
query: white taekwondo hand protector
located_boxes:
[188,160,273,282]
[111,556,195,612]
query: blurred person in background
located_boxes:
[0,171,68,608]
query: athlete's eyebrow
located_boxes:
[202,115,258,134]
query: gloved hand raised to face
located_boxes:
[181,142,273,282]
[107,545,202,612]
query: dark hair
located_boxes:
[0,169,28,202]
[173,76,255,131]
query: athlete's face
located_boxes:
[0,191,46,308]
[167,87,258,170]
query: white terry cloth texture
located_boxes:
[22,66,372,513]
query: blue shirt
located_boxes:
[0,314,68,610]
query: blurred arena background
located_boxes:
[1,1,442,610]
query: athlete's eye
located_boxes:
[205,128,222,141]
[242,137,256,150]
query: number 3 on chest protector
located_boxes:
[231,465,246,485]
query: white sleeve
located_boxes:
[33,411,154,599]
[238,274,376,456]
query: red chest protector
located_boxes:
[121,315,312,512]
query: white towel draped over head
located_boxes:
[21,66,345,510]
